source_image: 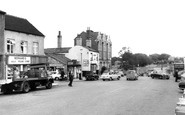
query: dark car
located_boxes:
[85,72,99,81]
[151,71,170,80]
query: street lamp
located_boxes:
[80,49,83,80]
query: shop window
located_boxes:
[7,39,15,54]
[21,41,28,54]
[33,42,39,55]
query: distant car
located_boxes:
[126,70,138,80]
[151,71,170,80]
[175,97,185,115]
[100,72,121,81]
[178,73,185,90]
[50,71,61,80]
[85,72,99,81]
[49,71,67,80]
[118,71,124,77]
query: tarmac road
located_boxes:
[0,75,182,115]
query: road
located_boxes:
[0,75,182,115]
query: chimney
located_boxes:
[57,31,62,48]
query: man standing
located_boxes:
[60,69,65,80]
[68,71,74,87]
[174,70,179,82]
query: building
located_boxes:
[0,11,47,83]
[44,31,71,74]
[65,45,99,78]
[44,47,71,74]
[74,27,112,71]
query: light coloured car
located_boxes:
[126,70,138,80]
[49,71,61,80]
[100,72,121,81]
[175,97,185,115]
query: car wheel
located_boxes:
[55,77,59,80]
[103,79,105,81]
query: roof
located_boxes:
[46,53,71,64]
[82,46,99,53]
[0,10,6,14]
[44,47,72,54]
[5,15,44,37]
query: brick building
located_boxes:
[74,28,112,71]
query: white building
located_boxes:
[65,46,99,78]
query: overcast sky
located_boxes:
[1,0,185,57]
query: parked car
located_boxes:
[100,72,121,81]
[178,72,185,90]
[49,71,67,80]
[85,72,99,81]
[150,71,170,80]
[175,95,185,115]
[118,71,124,77]
[126,70,138,80]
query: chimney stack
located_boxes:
[57,31,62,48]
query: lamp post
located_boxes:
[80,49,83,80]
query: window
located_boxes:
[7,39,15,54]
[76,37,82,46]
[33,42,39,55]
[91,53,93,61]
[20,41,28,54]
[86,39,91,47]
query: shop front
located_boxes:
[67,60,81,79]
[5,55,48,79]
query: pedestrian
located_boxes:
[60,69,65,80]
[68,71,74,87]
[174,70,179,82]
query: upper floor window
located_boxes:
[86,39,91,47]
[7,39,15,54]
[76,37,82,46]
[21,41,28,54]
[33,42,39,55]
[91,53,93,61]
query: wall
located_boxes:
[5,30,45,55]
[0,12,5,80]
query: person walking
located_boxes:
[174,70,179,82]
[68,71,74,87]
[60,69,65,80]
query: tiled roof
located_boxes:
[44,47,71,54]
[46,53,71,64]
[5,15,44,37]
[82,46,99,53]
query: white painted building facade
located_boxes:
[65,46,99,78]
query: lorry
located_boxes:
[0,64,54,94]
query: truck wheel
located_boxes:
[46,81,52,89]
[22,82,30,93]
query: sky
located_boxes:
[1,0,185,57]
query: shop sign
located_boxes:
[83,59,89,67]
[67,61,73,65]
[8,56,31,64]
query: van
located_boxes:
[126,70,138,80]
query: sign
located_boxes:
[83,59,89,67]
[8,56,31,64]
[67,61,73,65]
